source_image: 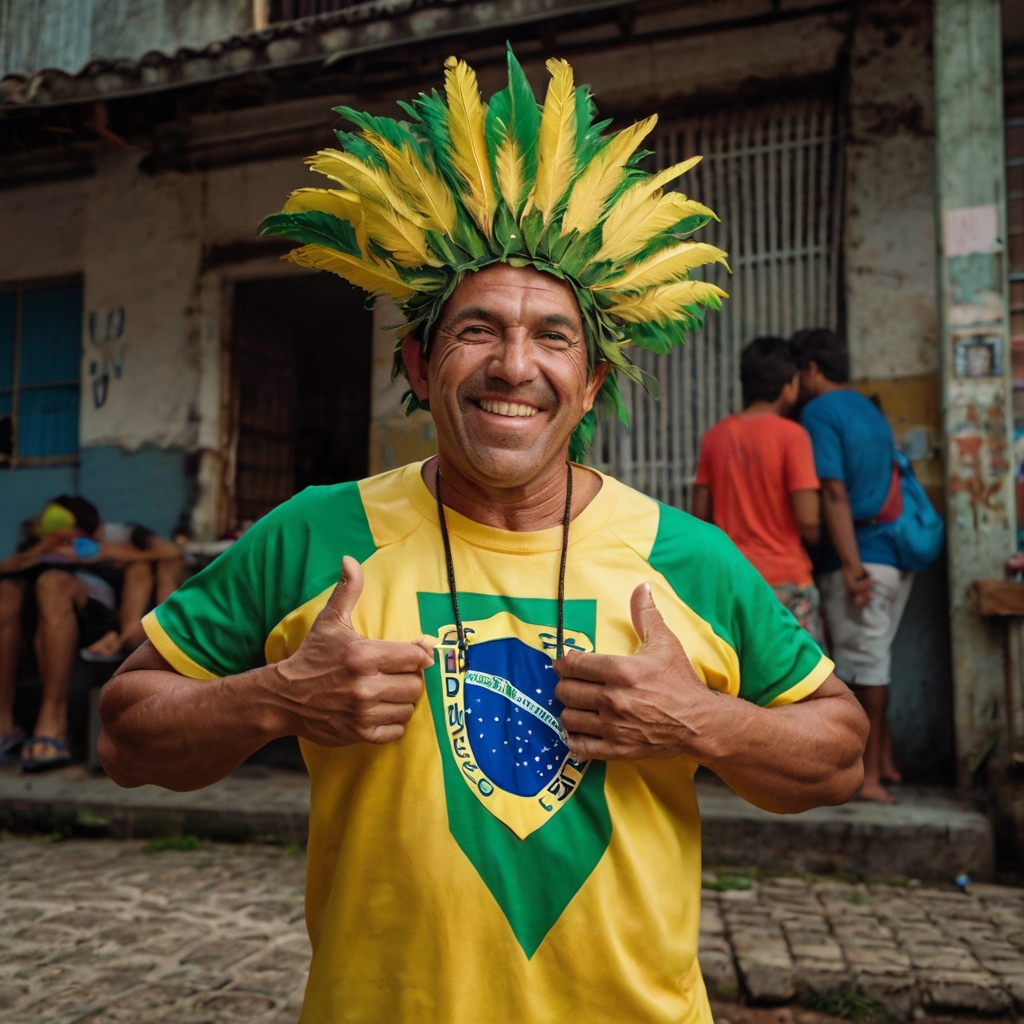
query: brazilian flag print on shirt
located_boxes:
[144,462,833,1024]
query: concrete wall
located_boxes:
[0,0,251,78]
[0,142,314,555]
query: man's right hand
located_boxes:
[269,556,435,747]
[842,563,873,608]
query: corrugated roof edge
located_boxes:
[0,0,461,108]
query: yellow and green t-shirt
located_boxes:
[144,461,832,1024]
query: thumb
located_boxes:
[323,555,364,627]
[630,582,675,651]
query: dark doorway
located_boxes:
[230,274,372,525]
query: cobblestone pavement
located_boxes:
[0,838,308,1024]
[700,873,1024,1018]
[2,837,1024,1023]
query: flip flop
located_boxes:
[21,736,73,774]
[0,727,26,763]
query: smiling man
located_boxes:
[99,50,868,1024]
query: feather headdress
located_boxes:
[260,46,728,458]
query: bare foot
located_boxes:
[858,779,897,803]
[881,765,902,785]
[86,630,122,657]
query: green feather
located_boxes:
[333,106,423,155]
[485,43,541,216]
[258,210,361,256]
[333,130,387,170]
[407,90,462,198]
[560,227,603,279]
[574,87,611,171]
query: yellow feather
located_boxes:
[599,157,704,256]
[287,244,416,301]
[283,187,361,221]
[281,187,369,254]
[362,132,457,235]
[560,115,657,237]
[595,191,717,263]
[495,137,526,215]
[444,57,496,236]
[307,150,418,223]
[604,280,729,323]
[361,200,442,268]
[529,58,577,224]
[593,241,730,292]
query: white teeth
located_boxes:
[479,399,538,418]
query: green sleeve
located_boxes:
[152,482,375,678]
[648,504,827,706]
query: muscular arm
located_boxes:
[791,487,821,547]
[820,478,871,604]
[556,585,868,814]
[99,557,433,792]
[695,673,865,812]
[99,643,290,790]
[691,485,713,522]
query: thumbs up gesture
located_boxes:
[273,556,436,748]
[554,582,715,761]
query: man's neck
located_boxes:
[813,377,843,398]
[741,399,787,417]
[422,453,603,532]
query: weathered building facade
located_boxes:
[0,0,1021,831]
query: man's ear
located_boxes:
[401,335,429,404]
[583,361,613,413]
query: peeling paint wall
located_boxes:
[844,0,940,382]
[0,145,315,553]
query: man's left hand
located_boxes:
[554,583,716,761]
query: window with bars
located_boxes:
[588,97,844,509]
[0,279,82,467]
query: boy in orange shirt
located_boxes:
[693,337,823,643]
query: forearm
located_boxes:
[694,684,867,813]
[98,663,287,791]
[821,484,861,572]
[0,549,41,573]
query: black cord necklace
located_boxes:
[435,462,573,666]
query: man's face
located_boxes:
[403,264,608,489]
[798,364,818,402]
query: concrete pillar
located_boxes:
[934,0,1013,783]
[367,297,436,476]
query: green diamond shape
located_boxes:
[419,592,612,958]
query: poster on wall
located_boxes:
[952,328,1005,379]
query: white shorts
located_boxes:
[818,563,914,687]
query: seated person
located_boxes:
[692,337,824,643]
[0,495,184,772]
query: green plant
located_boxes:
[702,874,753,891]
[839,891,869,905]
[804,988,894,1023]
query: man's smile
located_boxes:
[476,398,540,418]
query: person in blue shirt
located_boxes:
[793,329,913,803]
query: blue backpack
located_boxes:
[890,450,944,572]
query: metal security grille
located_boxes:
[589,98,844,508]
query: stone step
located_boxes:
[0,765,995,882]
[697,780,995,882]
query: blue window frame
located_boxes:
[0,278,82,467]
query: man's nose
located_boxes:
[488,330,536,386]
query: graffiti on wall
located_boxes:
[947,380,1009,531]
[88,307,125,408]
